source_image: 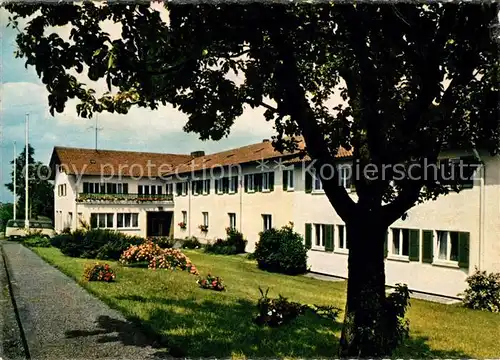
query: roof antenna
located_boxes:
[87,113,103,151]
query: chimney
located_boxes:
[262,139,270,142]
[191,151,205,158]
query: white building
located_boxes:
[49,140,500,298]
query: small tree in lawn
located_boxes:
[4,2,498,356]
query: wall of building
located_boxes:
[75,203,174,238]
[295,153,500,298]
[171,164,295,250]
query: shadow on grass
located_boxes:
[394,335,471,359]
[65,293,473,359]
[67,295,342,357]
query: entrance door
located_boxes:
[147,211,172,237]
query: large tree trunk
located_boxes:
[339,217,388,358]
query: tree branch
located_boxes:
[270,32,356,221]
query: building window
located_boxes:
[138,185,143,195]
[262,214,272,231]
[166,183,174,195]
[228,213,236,229]
[58,184,67,197]
[391,228,410,256]
[337,224,347,250]
[182,211,187,224]
[90,213,114,229]
[203,179,210,194]
[262,173,270,191]
[182,182,188,195]
[314,224,326,248]
[216,178,224,194]
[247,174,255,192]
[229,177,237,193]
[313,173,323,191]
[157,185,162,195]
[339,164,352,189]
[285,168,294,190]
[437,230,459,262]
[117,213,139,228]
[68,212,73,227]
[203,212,209,227]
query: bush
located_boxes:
[461,268,500,312]
[197,273,225,291]
[83,263,116,282]
[23,236,51,248]
[254,222,307,275]
[181,236,202,249]
[57,228,143,260]
[253,287,340,328]
[151,236,176,249]
[205,228,247,255]
[254,287,307,327]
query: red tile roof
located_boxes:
[49,147,193,177]
[168,138,352,175]
[49,139,353,178]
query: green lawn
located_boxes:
[33,247,500,358]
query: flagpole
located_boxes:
[25,113,29,231]
[13,141,16,220]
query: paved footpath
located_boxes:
[1,241,171,360]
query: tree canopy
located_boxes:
[5,144,54,221]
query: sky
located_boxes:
[0,5,275,203]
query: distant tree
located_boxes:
[0,203,14,232]
[5,144,54,221]
[4,2,499,357]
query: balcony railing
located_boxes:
[77,193,174,203]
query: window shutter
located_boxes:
[325,224,334,252]
[458,232,470,269]
[106,183,113,194]
[244,175,248,192]
[422,230,434,263]
[223,177,229,193]
[409,229,420,261]
[269,172,274,191]
[123,183,128,194]
[384,231,388,258]
[215,179,219,193]
[305,223,312,249]
[83,182,89,193]
[207,180,211,194]
[283,170,288,191]
[305,171,312,193]
[176,183,181,196]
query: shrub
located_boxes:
[205,228,247,255]
[83,263,116,282]
[120,240,164,265]
[151,249,199,274]
[461,268,500,312]
[383,283,411,351]
[61,227,71,234]
[151,236,176,249]
[51,233,71,248]
[23,236,51,248]
[254,287,307,327]
[57,228,142,260]
[197,273,226,291]
[253,287,340,328]
[254,222,307,275]
[182,236,202,249]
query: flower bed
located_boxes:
[120,241,198,274]
[197,273,225,291]
[83,263,116,282]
